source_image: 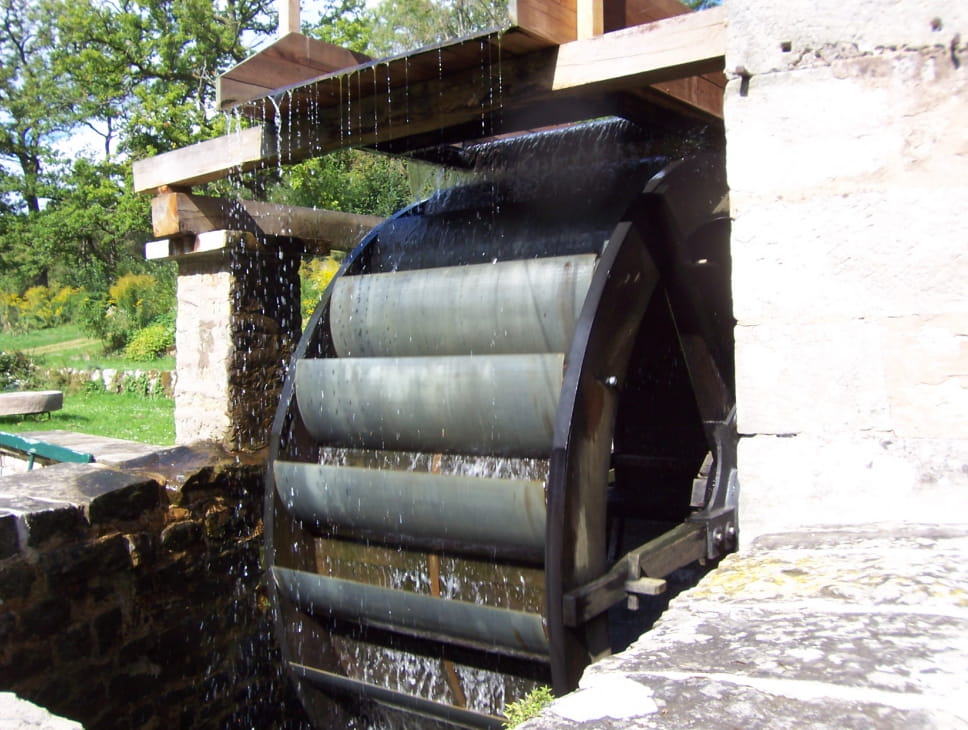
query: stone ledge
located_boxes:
[0,692,84,729]
[519,524,968,730]
[0,463,164,552]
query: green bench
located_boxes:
[0,431,94,471]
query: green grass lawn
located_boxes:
[0,390,175,446]
[0,324,174,371]
[2,326,176,445]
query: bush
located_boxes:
[301,254,343,323]
[81,273,175,353]
[0,286,85,332]
[124,318,175,361]
[0,350,37,391]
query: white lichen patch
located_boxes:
[549,676,658,722]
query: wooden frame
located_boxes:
[134,7,725,194]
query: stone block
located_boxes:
[93,607,123,655]
[0,559,36,601]
[1,463,164,524]
[41,534,133,585]
[87,475,164,524]
[161,520,203,552]
[727,0,968,75]
[58,622,94,663]
[0,611,15,641]
[20,596,71,637]
[737,433,968,542]
[0,511,20,559]
[735,319,891,436]
[731,190,968,324]
[881,313,968,439]
[0,692,83,730]
[25,503,88,547]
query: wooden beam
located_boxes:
[151,192,382,248]
[510,0,577,44]
[134,9,725,192]
[604,0,691,30]
[133,125,274,192]
[514,0,694,44]
[577,0,604,39]
[218,32,370,109]
[552,8,725,90]
[279,0,300,36]
[144,230,254,262]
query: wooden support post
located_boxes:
[279,0,300,36]
[576,0,603,40]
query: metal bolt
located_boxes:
[712,527,724,545]
[726,522,737,540]
[604,375,618,388]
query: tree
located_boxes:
[0,0,277,295]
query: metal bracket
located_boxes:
[688,407,739,560]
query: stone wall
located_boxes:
[725,0,968,540]
[0,447,310,729]
[174,242,301,450]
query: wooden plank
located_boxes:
[604,0,690,29]
[134,10,725,191]
[576,0,603,39]
[151,192,382,247]
[552,7,725,91]
[515,0,692,44]
[132,125,275,193]
[217,33,371,109]
[511,0,577,43]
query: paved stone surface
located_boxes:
[15,430,162,467]
[0,693,83,729]
[520,524,968,729]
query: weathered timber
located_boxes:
[279,0,300,35]
[150,193,381,248]
[133,9,725,193]
[133,125,274,193]
[552,8,725,90]
[217,33,371,109]
[144,230,255,262]
[577,0,604,39]
[514,0,694,44]
[513,0,578,43]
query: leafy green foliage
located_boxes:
[366,0,509,56]
[300,255,343,323]
[123,323,174,362]
[0,0,275,296]
[1,286,84,332]
[502,686,554,728]
[80,272,175,353]
[272,150,413,216]
[0,350,36,391]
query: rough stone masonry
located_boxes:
[724,0,968,541]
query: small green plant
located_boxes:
[124,319,174,361]
[0,350,37,391]
[121,372,157,398]
[502,686,554,729]
[80,273,175,353]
